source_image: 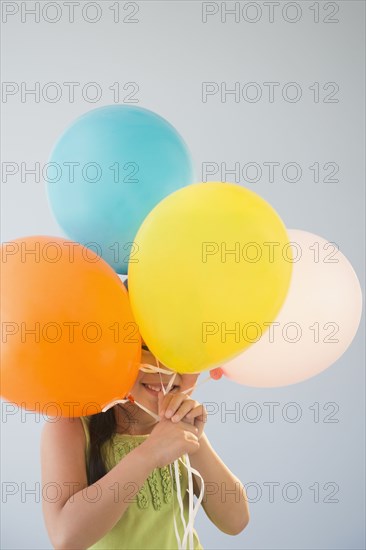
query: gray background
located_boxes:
[1,1,365,549]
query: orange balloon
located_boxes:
[0,236,141,417]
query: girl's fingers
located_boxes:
[184,431,199,443]
[159,391,207,441]
[181,422,199,436]
[185,404,207,424]
[171,400,196,423]
[194,417,204,434]
[164,393,189,418]
[158,391,177,417]
[187,405,207,439]
[159,393,186,418]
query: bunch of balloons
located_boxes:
[0,105,363,417]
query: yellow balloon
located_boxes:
[128,182,293,373]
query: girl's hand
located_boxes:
[158,391,207,440]
[143,413,200,468]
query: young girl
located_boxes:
[41,344,250,549]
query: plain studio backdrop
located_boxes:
[1,1,365,549]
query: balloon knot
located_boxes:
[210,367,223,380]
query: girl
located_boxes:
[41,344,250,549]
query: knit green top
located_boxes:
[80,416,203,550]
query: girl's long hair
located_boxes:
[86,405,133,485]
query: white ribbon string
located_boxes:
[169,455,205,550]
[140,363,175,375]
[101,361,176,412]
[169,462,184,550]
[102,396,161,420]
[184,454,194,550]
[180,456,205,550]
[101,398,129,413]
[154,358,190,549]
[174,458,188,549]
[162,370,178,394]
[181,374,212,395]
[154,356,178,395]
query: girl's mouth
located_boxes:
[141,383,179,396]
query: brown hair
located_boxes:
[86,405,133,485]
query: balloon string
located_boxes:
[169,462,184,549]
[174,457,187,548]
[101,359,175,412]
[184,454,194,549]
[140,363,175,375]
[182,374,212,395]
[180,455,205,550]
[101,398,129,413]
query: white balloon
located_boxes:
[222,229,363,388]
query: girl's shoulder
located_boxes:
[41,416,88,461]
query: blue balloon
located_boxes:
[46,105,194,273]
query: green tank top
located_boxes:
[80,416,203,550]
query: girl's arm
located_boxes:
[189,433,250,535]
[41,417,156,549]
[158,392,249,536]
[41,416,199,549]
